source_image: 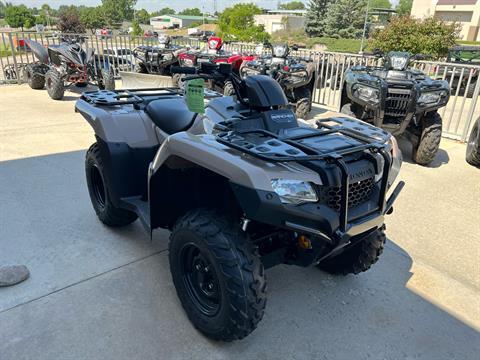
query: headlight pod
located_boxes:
[241,66,260,78]
[418,90,448,105]
[390,56,408,71]
[352,84,380,104]
[271,179,318,205]
[288,70,308,83]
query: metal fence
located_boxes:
[1,31,478,141]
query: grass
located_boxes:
[457,40,480,46]
[271,29,365,53]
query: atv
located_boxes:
[440,46,479,98]
[23,36,115,100]
[177,37,255,95]
[466,116,480,168]
[340,51,450,165]
[75,62,404,341]
[133,35,187,76]
[240,42,316,120]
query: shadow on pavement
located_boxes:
[0,150,477,360]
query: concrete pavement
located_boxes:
[0,84,479,359]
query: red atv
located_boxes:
[177,37,255,95]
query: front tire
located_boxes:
[340,103,357,118]
[85,143,138,226]
[45,69,64,100]
[24,64,45,89]
[101,69,115,91]
[223,81,235,96]
[169,209,266,341]
[135,63,147,74]
[317,228,386,275]
[294,87,312,119]
[413,111,442,166]
[466,119,480,167]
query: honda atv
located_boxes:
[23,37,115,100]
[177,37,255,95]
[240,43,316,120]
[75,63,404,342]
[133,35,187,76]
[341,51,450,165]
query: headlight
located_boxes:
[390,56,408,71]
[353,84,380,104]
[273,45,287,58]
[183,58,193,66]
[271,179,318,205]
[163,53,173,61]
[418,91,447,105]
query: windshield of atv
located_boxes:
[448,49,480,64]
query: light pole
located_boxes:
[360,0,371,54]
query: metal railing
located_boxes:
[1,31,478,141]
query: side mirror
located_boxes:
[372,49,384,57]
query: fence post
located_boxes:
[7,32,21,84]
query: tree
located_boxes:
[135,9,150,24]
[324,0,367,39]
[57,6,85,33]
[279,1,306,10]
[370,16,459,59]
[396,0,412,16]
[151,8,175,16]
[178,8,202,16]
[305,0,333,37]
[101,0,136,25]
[131,19,143,36]
[80,7,106,33]
[5,5,35,30]
[218,3,269,42]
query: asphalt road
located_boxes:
[0,84,479,360]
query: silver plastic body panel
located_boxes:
[150,132,323,191]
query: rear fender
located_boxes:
[25,39,49,64]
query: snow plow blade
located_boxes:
[119,71,173,89]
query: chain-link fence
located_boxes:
[1,31,478,141]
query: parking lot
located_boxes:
[0,84,479,359]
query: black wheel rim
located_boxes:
[90,164,106,209]
[180,243,221,316]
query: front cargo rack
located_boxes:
[216,117,396,234]
[81,87,222,106]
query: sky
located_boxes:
[10,0,399,13]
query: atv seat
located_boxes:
[145,98,196,135]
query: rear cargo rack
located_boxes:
[216,117,393,234]
[81,87,222,106]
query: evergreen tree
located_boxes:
[324,0,367,39]
[305,0,332,37]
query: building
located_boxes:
[411,0,480,41]
[150,15,217,30]
[254,10,307,34]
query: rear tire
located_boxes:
[85,143,138,226]
[466,120,480,167]
[135,63,147,74]
[24,64,45,89]
[294,87,312,119]
[169,209,266,341]
[317,228,386,275]
[45,69,64,100]
[413,111,442,166]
